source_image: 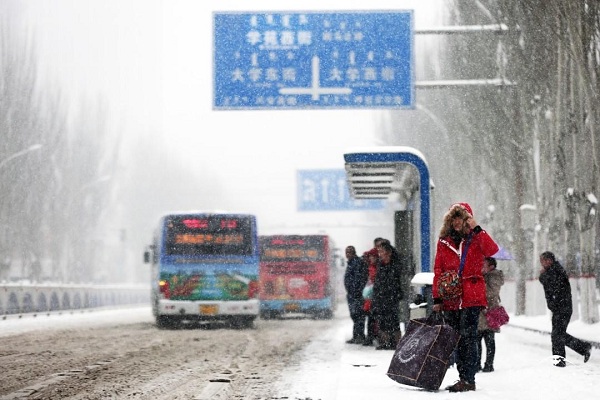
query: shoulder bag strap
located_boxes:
[458,234,473,277]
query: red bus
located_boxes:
[258,234,338,319]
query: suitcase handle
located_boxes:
[426,311,448,326]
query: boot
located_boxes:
[447,380,476,392]
[376,332,395,350]
[583,343,592,363]
[346,335,365,344]
[553,355,566,367]
[481,363,494,372]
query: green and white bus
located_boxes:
[144,212,260,328]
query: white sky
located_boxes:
[2,306,598,399]
[27,0,444,156]
[24,0,447,250]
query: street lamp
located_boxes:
[0,144,43,170]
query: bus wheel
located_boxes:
[231,316,255,329]
[315,310,333,320]
[260,311,275,320]
[156,315,174,329]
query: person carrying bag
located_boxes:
[431,203,499,393]
[387,312,460,391]
[477,256,507,372]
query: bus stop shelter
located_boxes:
[343,146,433,272]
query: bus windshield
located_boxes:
[164,214,254,257]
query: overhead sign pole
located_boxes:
[214,11,414,110]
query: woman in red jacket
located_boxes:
[432,203,499,393]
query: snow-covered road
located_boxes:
[1,305,598,399]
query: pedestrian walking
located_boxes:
[539,251,592,367]
[372,241,403,350]
[344,245,368,344]
[432,202,499,392]
[477,257,504,372]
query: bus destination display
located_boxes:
[165,215,254,256]
[260,236,325,261]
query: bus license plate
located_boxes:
[284,302,300,312]
[199,305,218,315]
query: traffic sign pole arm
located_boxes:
[414,24,518,88]
[415,24,516,35]
[416,78,516,88]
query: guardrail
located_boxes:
[0,283,150,316]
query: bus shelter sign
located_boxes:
[213,11,414,110]
[297,169,385,211]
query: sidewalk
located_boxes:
[274,307,600,400]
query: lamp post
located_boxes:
[0,144,43,171]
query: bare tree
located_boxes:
[378,0,599,321]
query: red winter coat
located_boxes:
[432,229,499,310]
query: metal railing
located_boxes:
[0,283,150,317]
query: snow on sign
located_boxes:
[297,169,385,211]
[213,11,414,110]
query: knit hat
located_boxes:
[450,202,473,217]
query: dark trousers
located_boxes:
[347,297,366,339]
[551,311,589,358]
[376,308,400,333]
[477,330,496,367]
[375,309,400,348]
[445,307,482,385]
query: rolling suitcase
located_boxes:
[387,313,460,391]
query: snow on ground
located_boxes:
[276,306,600,400]
[1,305,599,399]
[0,306,153,338]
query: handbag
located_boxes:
[485,305,509,330]
[437,234,472,300]
[387,312,460,391]
[437,270,462,300]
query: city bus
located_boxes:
[258,234,338,319]
[144,212,260,328]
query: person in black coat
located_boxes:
[344,245,368,344]
[539,251,592,367]
[372,241,404,350]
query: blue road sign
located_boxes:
[214,11,414,110]
[297,169,385,211]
